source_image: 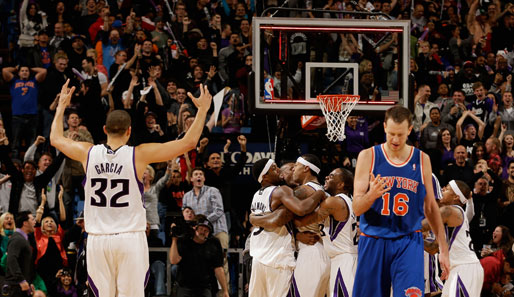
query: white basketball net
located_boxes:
[318,95,360,142]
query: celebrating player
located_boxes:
[50,80,212,297]
[248,158,325,297]
[422,180,484,297]
[294,168,358,297]
[352,106,450,297]
[290,154,331,297]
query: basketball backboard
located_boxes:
[252,17,410,114]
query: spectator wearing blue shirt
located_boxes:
[2,65,46,158]
[182,167,230,293]
[27,30,56,69]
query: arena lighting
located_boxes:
[260,26,404,32]
[264,99,396,105]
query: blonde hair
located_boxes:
[0,212,15,236]
[146,165,155,180]
[359,59,372,73]
[53,52,68,62]
[86,48,98,59]
[41,216,57,235]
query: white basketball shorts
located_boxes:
[442,262,484,297]
[87,231,149,297]
[248,259,293,297]
[291,242,330,297]
[328,253,357,297]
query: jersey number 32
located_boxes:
[90,178,130,207]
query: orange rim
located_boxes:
[317,95,360,112]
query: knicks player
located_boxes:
[422,180,484,297]
[352,106,450,297]
[294,168,358,297]
[249,158,325,297]
[50,80,212,297]
[290,154,331,297]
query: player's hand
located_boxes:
[188,84,212,113]
[58,79,76,112]
[438,249,450,280]
[368,173,391,200]
[296,231,320,245]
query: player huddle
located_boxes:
[248,106,484,297]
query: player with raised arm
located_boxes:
[248,158,325,297]
[294,168,358,297]
[422,180,484,297]
[352,106,450,297]
[50,80,212,297]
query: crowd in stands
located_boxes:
[0,0,513,296]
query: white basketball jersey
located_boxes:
[323,193,358,257]
[84,145,147,234]
[297,181,327,234]
[446,205,479,268]
[249,186,296,269]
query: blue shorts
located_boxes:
[352,232,424,297]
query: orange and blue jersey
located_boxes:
[353,144,427,297]
[360,144,427,238]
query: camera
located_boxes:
[170,217,196,238]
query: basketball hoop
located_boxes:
[318,94,360,142]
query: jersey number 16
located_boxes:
[381,193,409,216]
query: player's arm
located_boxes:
[353,148,391,216]
[249,206,293,229]
[135,85,212,176]
[421,205,461,231]
[294,196,348,227]
[440,205,463,227]
[422,152,450,279]
[50,80,93,166]
[276,186,324,217]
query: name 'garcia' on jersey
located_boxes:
[94,162,124,175]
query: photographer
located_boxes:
[169,216,229,297]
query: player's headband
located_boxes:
[297,157,320,174]
[449,180,467,204]
[258,159,275,183]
